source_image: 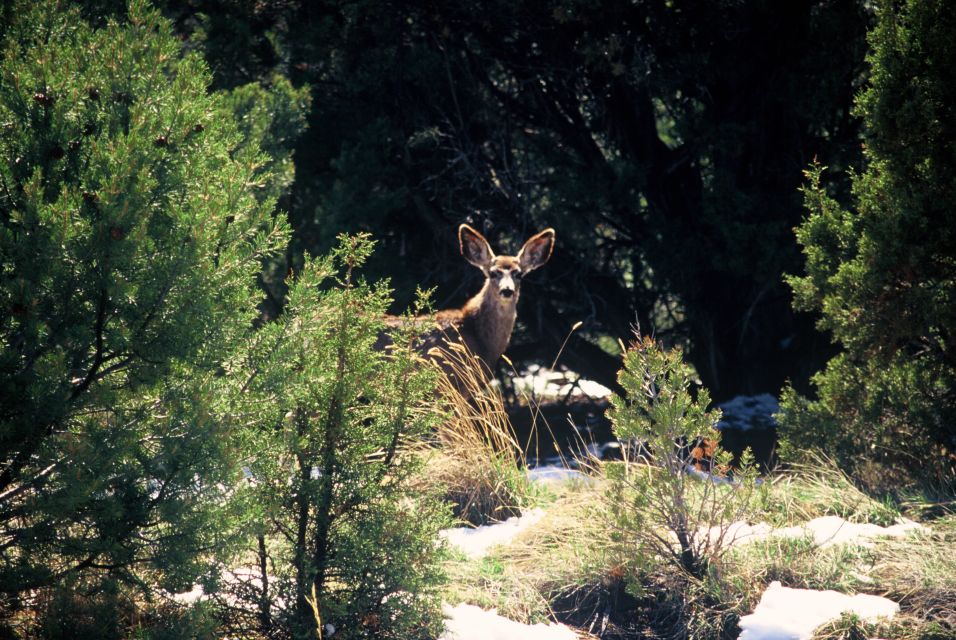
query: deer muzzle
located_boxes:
[498,274,516,299]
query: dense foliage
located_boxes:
[224,234,448,640]
[780,0,956,489]
[0,0,286,618]
[161,0,871,400]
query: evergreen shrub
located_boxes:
[0,0,286,633]
[229,234,449,640]
[607,334,760,580]
[780,0,956,489]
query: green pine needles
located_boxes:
[780,0,956,490]
[607,334,760,579]
[0,3,447,637]
[0,0,286,613]
[229,234,448,640]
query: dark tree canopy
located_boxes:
[163,0,870,400]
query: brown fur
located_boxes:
[384,225,555,378]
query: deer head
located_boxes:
[459,224,555,306]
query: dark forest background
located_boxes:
[156,0,872,401]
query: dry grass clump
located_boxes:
[424,341,534,525]
[810,612,953,640]
[444,555,553,624]
[718,469,953,640]
[445,473,736,639]
[724,533,877,600]
[424,340,951,639]
[424,447,529,526]
[869,514,956,632]
[763,453,900,527]
[500,478,745,639]
[446,480,623,627]
[493,480,615,592]
[719,515,954,639]
[440,442,951,640]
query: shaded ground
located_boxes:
[505,385,779,471]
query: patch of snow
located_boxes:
[576,378,613,400]
[167,567,286,608]
[440,509,546,559]
[711,520,776,546]
[170,584,205,605]
[511,365,612,401]
[716,394,778,432]
[780,515,926,548]
[599,441,622,457]
[715,515,927,549]
[441,603,578,640]
[526,465,590,485]
[738,580,899,640]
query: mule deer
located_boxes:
[387,224,555,378]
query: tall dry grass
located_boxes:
[763,452,900,527]
[421,340,536,525]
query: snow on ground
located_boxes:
[440,509,547,559]
[716,394,778,431]
[170,584,205,605]
[167,568,287,608]
[710,520,776,546]
[778,515,926,548]
[713,515,927,549]
[441,603,579,640]
[510,365,612,401]
[526,465,591,485]
[738,581,899,640]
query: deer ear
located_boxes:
[459,224,494,269]
[518,228,555,272]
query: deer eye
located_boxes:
[490,270,502,279]
[513,270,522,280]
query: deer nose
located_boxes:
[500,288,514,298]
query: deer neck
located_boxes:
[462,280,517,369]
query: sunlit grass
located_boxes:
[761,452,901,527]
[419,339,538,525]
[414,336,952,639]
[444,479,619,626]
[438,445,954,639]
[871,514,956,629]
